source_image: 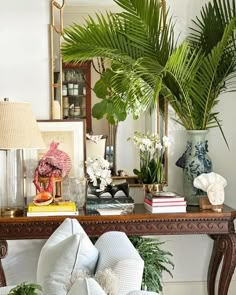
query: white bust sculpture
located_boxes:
[193,172,227,206]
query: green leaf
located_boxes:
[92,100,107,119]
[93,78,109,98]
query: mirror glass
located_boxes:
[50,0,168,183]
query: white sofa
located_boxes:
[0,218,158,295]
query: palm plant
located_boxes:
[163,0,236,134]
[62,0,174,123]
[62,0,236,137]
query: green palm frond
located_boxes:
[188,0,236,52]
[165,16,236,130]
[62,0,174,63]
[188,0,236,91]
[114,0,175,63]
[62,13,137,64]
[164,42,204,129]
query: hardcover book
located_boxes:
[86,196,134,211]
[86,202,135,212]
[144,202,186,213]
[144,198,186,207]
[86,196,134,205]
[28,201,76,213]
[145,193,185,203]
[27,211,79,217]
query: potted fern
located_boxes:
[129,236,174,293]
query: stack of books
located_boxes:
[86,180,134,215]
[144,192,187,213]
[86,196,134,215]
[27,201,78,217]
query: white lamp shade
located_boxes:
[0,101,45,150]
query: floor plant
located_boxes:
[129,236,174,293]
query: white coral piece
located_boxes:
[194,172,227,205]
[194,172,227,192]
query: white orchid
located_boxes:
[85,157,112,191]
[129,132,169,184]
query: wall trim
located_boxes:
[160,280,236,295]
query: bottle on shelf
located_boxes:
[52,100,61,119]
[68,83,74,96]
[62,85,67,96]
[73,84,79,96]
[63,96,69,119]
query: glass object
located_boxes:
[176,130,212,206]
[62,85,67,96]
[63,177,87,208]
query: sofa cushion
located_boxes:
[95,232,144,294]
[66,268,118,295]
[37,218,98,295]
[2,239,45,286]
[68,278,106,295]
[0,286,17,295]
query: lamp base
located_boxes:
[1,207,24,217]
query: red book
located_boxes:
[144,197,187,207]
[145,193,185,203]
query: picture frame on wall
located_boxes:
[37,120,86,177]
[24,119,86,199]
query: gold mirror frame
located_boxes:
[49,0,168,185]
[50,0,65,120]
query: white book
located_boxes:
[96,208,124,215]
[27,211,79,217]
[144,202,186,213]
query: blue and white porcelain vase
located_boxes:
[176,130,212,206]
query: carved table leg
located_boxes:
[0,240,7,287]
[208,234,236,295]
[208,235,224,295]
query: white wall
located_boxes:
[0,0,50,119]
[0,0,236,293]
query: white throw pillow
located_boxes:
[67,278,106,295]
[66,268,118,295]
[37,218,98,295]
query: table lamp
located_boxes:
[0,99,45,216]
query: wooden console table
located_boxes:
[0,204,236,295]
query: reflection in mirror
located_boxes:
[50,0,65,119]
[50,0,168,184]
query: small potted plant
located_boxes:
[129,132,169,192]
[7,282,42,295]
